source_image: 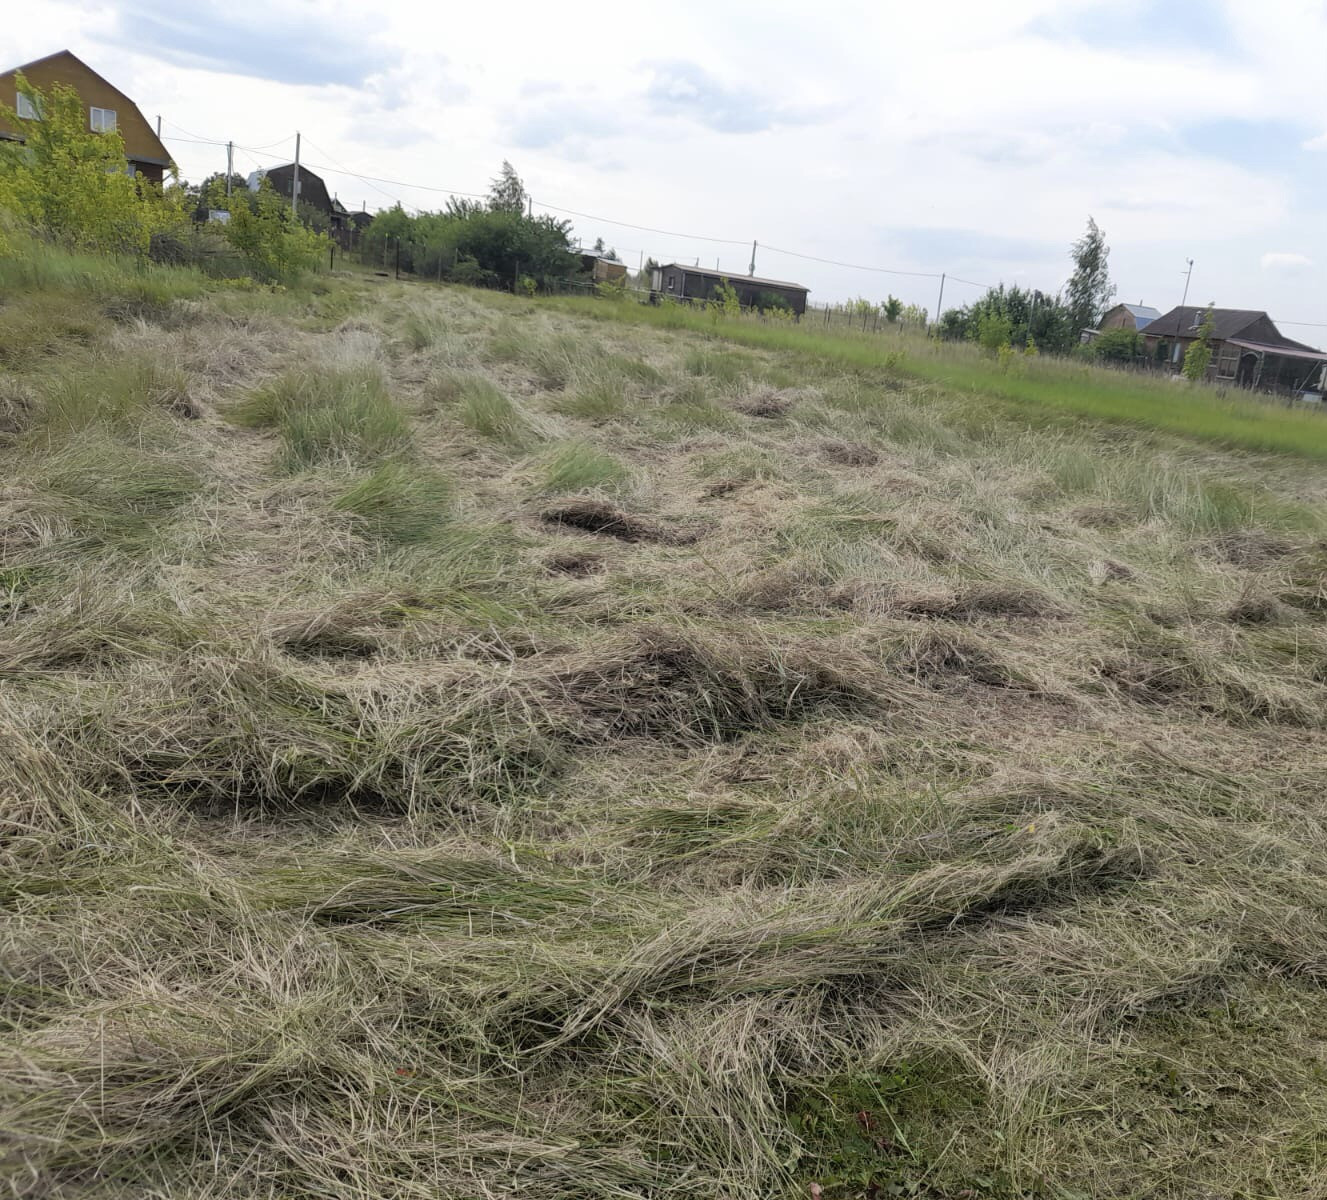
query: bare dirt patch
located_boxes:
[820,439,880,467]
[1210,529,1296,567]
[544,550,604,576]
[541,499,699,545]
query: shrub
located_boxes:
[1089,328,1144,364]
[222,180,327,284]
[0,77,179,255]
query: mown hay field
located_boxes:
[6,260,1327,1199]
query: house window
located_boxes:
[15,92,40,120]
[666,274,675,291]
[90,107,117,133]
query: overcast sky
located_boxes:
[14,0,1327,334]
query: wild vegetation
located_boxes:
[6,237,1327,1200]
[0,76,325,283]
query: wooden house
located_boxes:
[1142,306,1327,395]
[0,50,172,183]
[652,263,809,315]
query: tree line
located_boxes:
[936,218,1117,357]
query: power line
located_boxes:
[760,243,942,280]
[155,128,1327,328]
[300,136,402,208]
[528,202,748,245]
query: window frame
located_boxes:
[89,106,117,133]
[15,91,40,120]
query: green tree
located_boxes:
[1088,328,1144,364]
[1183,304,1215,382]
[976,308,1014,353]
[223,178,326,282]
[883,295,903,323]
[1066,216,1115,334]
[488,160,528,214]
[0,75,175,254]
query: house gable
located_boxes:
[0,50,172,181]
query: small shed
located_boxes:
[1099,303,1160,332]
[579,253,627,284]
[652,263,809,316]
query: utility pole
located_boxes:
[527,195,532,219]
[155,114,161,137]
[749,239,757,276]
[1180,258,1194,308]
[292,131,301,217]
[934,273,946,330]
[225,141,233,195]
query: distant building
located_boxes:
[652,263,809,316]
[0,50,173,183]
[248,163,334,219]
[579,252,628,284]
[1142,306,1327,394]
[1099,303,1161,333]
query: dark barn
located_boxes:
[248,163,334,219]
[653,262,809,315]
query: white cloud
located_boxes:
[6,0,1327,324]
[1261,252,1313,272]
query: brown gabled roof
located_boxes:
[1143,306,1266,341]
[0,50,171,166]
[1144,305,1320,353]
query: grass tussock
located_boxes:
[537,441,632,494]
[10,273,1327,1200]
[457,374,543,447]
[333,462,453,543]
[231,363,411,469]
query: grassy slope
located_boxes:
[6,263,1327,1199]
[556,296,1327,461]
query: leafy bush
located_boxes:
[0,77,179,255]
[976,310,1014,354]
[1088,328,1144,364]
[360,165,579,292]
[222,180,327,284]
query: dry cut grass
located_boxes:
[5,264,1327,1199]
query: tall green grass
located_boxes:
[457,376,542,448]
[231,364,412,470]
[538,441,631,493]
[333,462,453,543]
[554,296,1327,461]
